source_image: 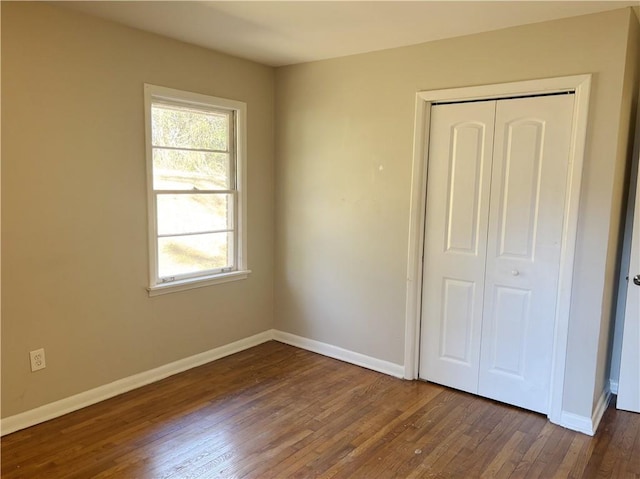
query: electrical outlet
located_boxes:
[30,348,46,372]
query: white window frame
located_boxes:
[144,84,249,296]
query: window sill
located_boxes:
[147,270,251,297]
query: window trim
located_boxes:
[144,84,250,296]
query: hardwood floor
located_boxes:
[2,341,639,478]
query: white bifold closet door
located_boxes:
[419,94,574,414]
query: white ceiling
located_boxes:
[55,1,639,67]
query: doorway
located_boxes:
[404,75,592,425]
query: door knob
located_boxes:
[511,270,520,276]
[634,275,640,286]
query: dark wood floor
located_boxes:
[2,341,639,478]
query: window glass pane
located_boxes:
[157,194,233,236]
[152,104,229,151]
[153,149,230,190]
[158,233,233,278]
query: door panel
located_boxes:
[419,101,496,394]
[496,119,544,259]
[446,122,489,254]
[487,286,531,378]
[440,278,476,363]
[478,95,574,414]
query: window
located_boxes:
[144,84,249,295]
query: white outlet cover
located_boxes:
[30,348,46,372]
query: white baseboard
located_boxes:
[272,330,405,378]
[3,327,614,438]
[2,329,406,436]
[558,388,612,436]
[1,330,274,436]
[609,379,619,395]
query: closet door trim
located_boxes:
[404,74,592,428]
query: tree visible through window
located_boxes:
[144,85,248,294]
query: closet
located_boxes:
[419,94,575,414]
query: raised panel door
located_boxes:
[419,101,495,393]
[478,94,574,413]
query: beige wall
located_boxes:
[275,8,638,419]
[1,3,275,417]
[602,10,640,402]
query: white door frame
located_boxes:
[404,74,592,425]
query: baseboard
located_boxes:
[3,326,613,438]
[2,330,406,436]
[609,379,619,395]
[272,330,405,378]
[1,330,274,436]
[558,388,612,436]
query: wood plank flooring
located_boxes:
[2,341,639,478]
